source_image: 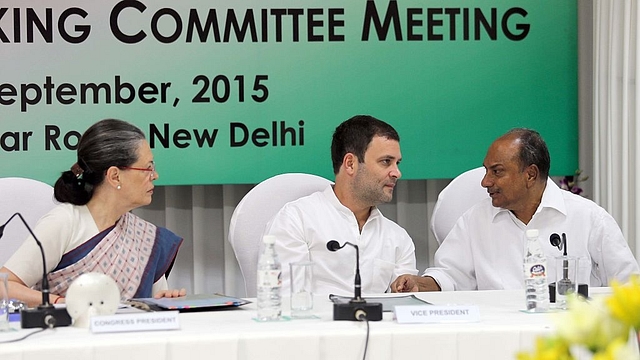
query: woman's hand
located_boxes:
[1,267,54,308]
[153,288,186,298]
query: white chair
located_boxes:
[228,173,333,297]
[430,167,488,245]
[0,177,58,266]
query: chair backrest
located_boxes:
[430,167,488,245]
[228,173,333,297]
[0,177,58,266]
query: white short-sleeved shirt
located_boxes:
[264,186,418,296]
[424,180,640,291]
[5,203,168,294]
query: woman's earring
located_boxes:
[117,184,121,190]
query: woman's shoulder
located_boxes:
[37,203,98,249]
[40,203,90,223]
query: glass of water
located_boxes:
[289,261,314,318]
[0,273,9,331]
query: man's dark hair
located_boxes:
[331,115,399,174]
[504,128,551,179]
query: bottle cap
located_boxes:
[526,229,539,238]
[262,235,276,244]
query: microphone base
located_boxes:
[21,305,72,328]
[548,282,589,303]
[333,301,383,321]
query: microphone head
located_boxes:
[326,240,341,252]
[549,233,562,248]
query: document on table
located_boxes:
[126,293,251,313]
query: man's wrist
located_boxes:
[417,275,442,291]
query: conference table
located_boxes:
[0,288,612,360]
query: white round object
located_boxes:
[65,272,120,328]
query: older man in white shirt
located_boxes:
[393,128,639,292]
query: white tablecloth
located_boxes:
[0,288,612,360]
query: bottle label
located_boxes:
[524,262,547,279]
[257,270,282,288]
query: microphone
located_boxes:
[549,233,569,279]
[0,213,71,328]
[548,233,589,301]
[326,240,382,321]
[326,240,363,300]
[561,233,568,279]
[549,232,574,298]
[549,233,562,249]
[326,240,342,252]
[555,233,572,295]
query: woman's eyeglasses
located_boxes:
[120,163,156,179]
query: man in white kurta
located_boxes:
[264,115,418,296]
[392,128,639,292]
[422,179,638,290]
[265,186,417,296]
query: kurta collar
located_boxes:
[489,178,567,221]
[322,185,381,222]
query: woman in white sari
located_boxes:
[1,119,185,307]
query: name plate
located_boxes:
[90,311,180,333]
[394,305,480,324]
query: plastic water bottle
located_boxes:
[523,229,549,312]
[256,235,282,321]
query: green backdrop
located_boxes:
[0,0,577,185]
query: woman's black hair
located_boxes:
[54,119,145,205]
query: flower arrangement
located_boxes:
[517,275,640,360]
[559,169,589,197]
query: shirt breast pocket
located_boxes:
[373,258,396,292]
